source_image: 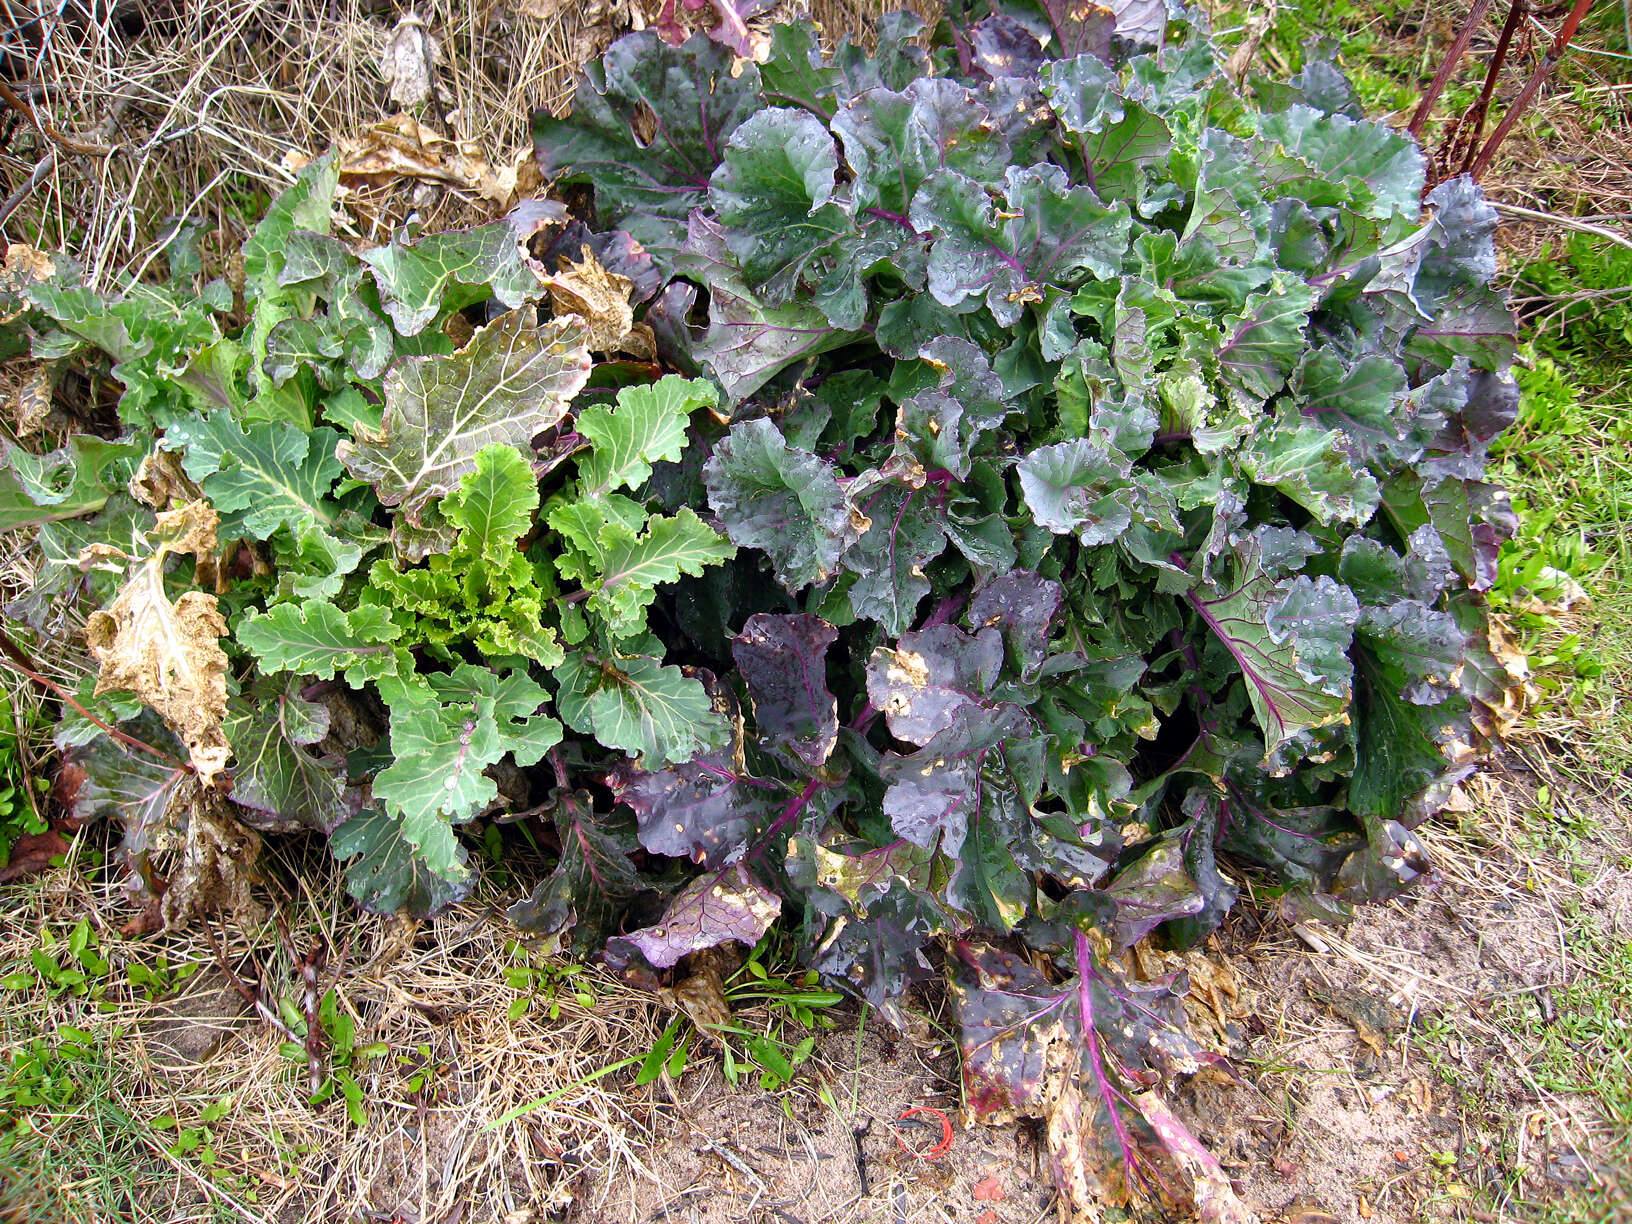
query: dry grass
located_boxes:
[0,835,679,1223]
[0,0,938,285]
[1,0,616,280]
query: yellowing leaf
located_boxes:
[543,251,635,352]
[336,310,592,558]
[0,243,57,323]
[83,500,231,783]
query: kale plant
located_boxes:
[0,1,1519,1215]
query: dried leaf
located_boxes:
[334,114,511,206]
[128,448,198,509]
[10,363,51,436]
[543,251,635,353]
[0,829,69,883]
[0,243,57,323]
[158,795,265,929]
[378,11,441,110]
[83,500,231,783]
[657,958,732,1033]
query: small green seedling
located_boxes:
[276,988,387,1126]
[503,941,597,1021]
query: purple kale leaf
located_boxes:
[606,863,782,969]
[731,613,840,770]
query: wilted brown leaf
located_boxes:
[1476,614,1539,738]
[0,829,69,883]
[657,959,732,1034]
[0,243,56,323]
[159,795,264,929]
[544,251,635,352]
[129,448,198,509]
[83,500,231,784]
[378,11,440,110]
[8,362,52,436]
[334,114,516,208]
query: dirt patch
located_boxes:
[141,971,253,1071]
[574,1024,1053,1224]
[1176,753,1630,1224]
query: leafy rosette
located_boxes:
[2,2,1517,1217]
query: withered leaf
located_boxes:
[159,794,265,930]
[10,363,51,437]
[335,114,511,206]
[378,11,440,110]
[543,250,635,353]
[657,957,732,1033]
[128,448,197,509]
[0,243,57,323]
[84,500,231,783]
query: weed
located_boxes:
[0,1025,151,1221]
[503,942,598,1021]
[0,693,47,870]
[631,937,845,1116]
[275,987,388,1127]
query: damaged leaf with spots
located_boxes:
[867,623,1003,747]
[606,864,782,970]
[543,250,636,353]
[952,940,1246,1222]
[83,500,231,783]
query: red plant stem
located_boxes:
[1455,0,1529,175]
[0,624,190,770]
[1409,0,1498,138]
[1469,0,1597,179]
[740,774,824,865]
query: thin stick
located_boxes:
[1490,200,1632,251]
[0,78,116,157]
[0,149,53,232]
[1448,0,1529,176]
[1469,0,1600,178]
[1409,0,1498,137]
[205,921,306,1048]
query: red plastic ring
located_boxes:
[891,1106,954,1159]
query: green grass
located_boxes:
[1479,231,1632,1223]
[1493,239,1632,773]
[0,693,49,871]
[0,1012,154,1222]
